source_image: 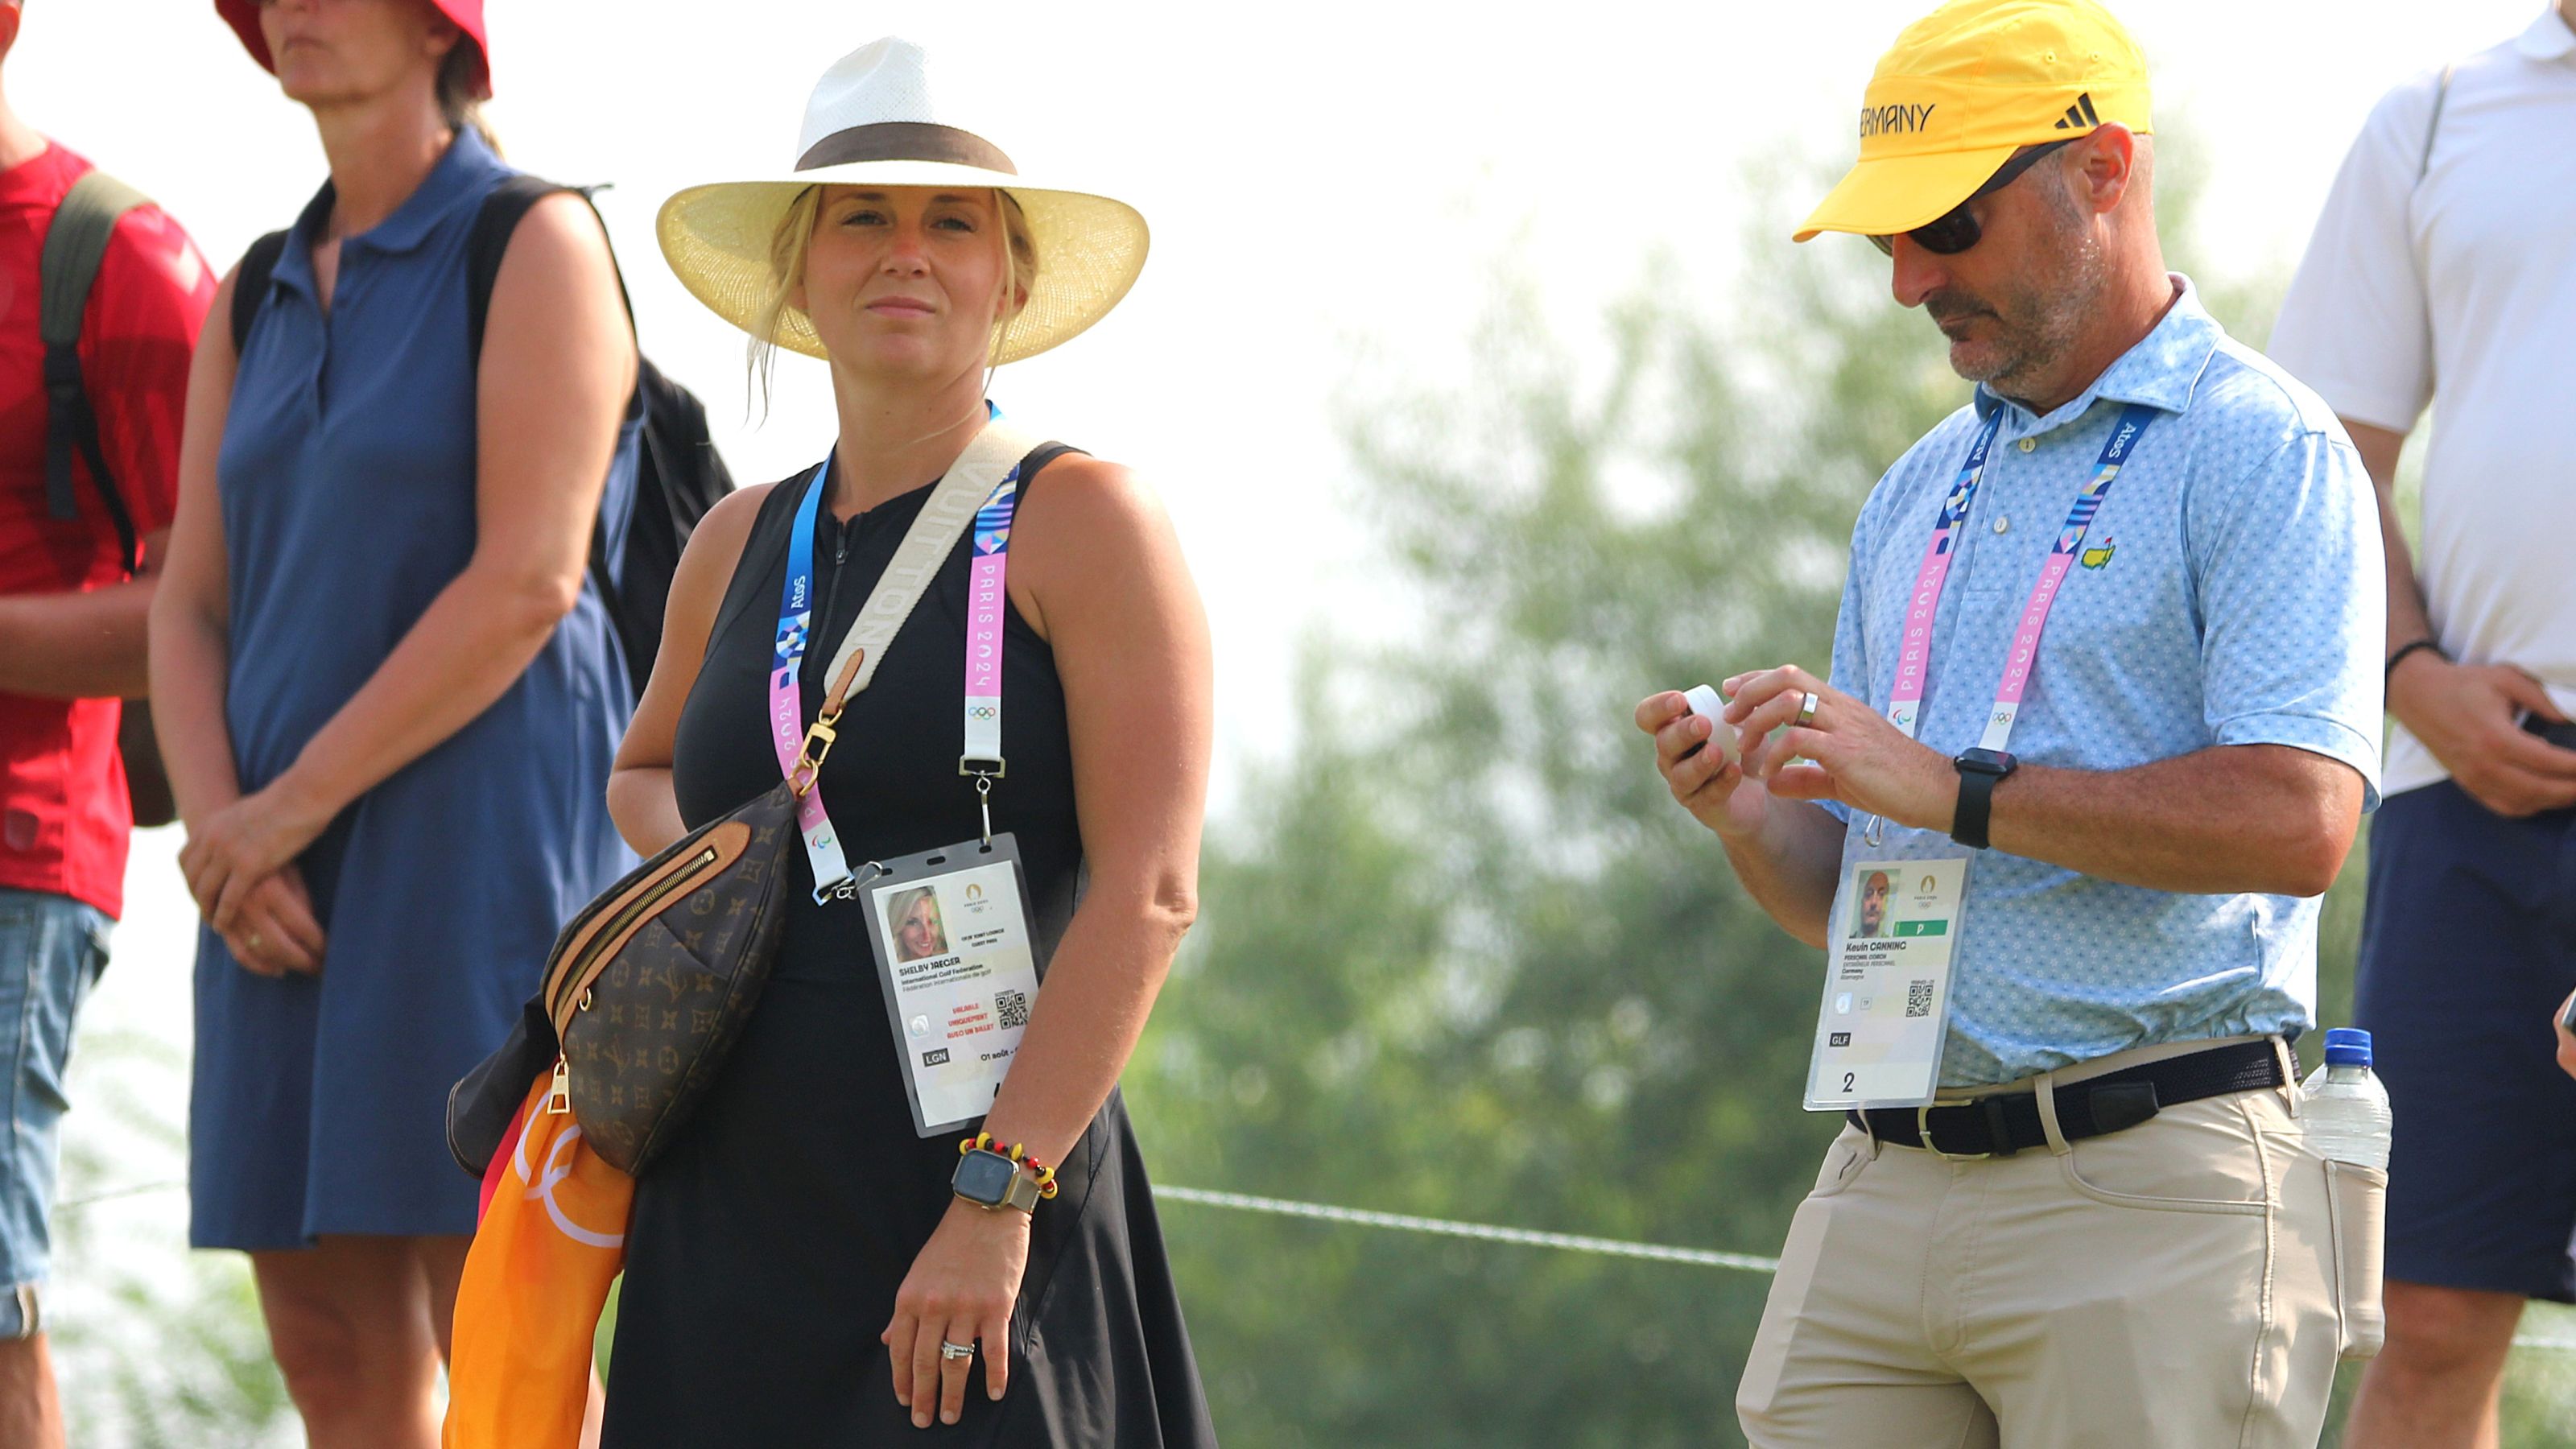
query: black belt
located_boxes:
[1848,1039,2285,1158]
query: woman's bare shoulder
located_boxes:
[1015,452,1163,540]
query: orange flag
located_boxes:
[444,1075,634,1449]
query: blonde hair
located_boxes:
[746,186,1041,417]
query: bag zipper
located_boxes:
[548,844,719,1024]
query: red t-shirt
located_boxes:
[0,142,213,919]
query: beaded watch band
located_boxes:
[961,1131,1060,1200]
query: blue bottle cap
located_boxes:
[2323,1027,2372,1067]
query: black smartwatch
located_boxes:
[1951,748,2017,850]
[952,1146,1042,1213]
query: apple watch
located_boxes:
[1951,748,2017,851]
[952,1146,1042,1213]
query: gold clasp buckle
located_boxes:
[790,712,843,797]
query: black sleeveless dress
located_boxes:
[599,455,1216,1448]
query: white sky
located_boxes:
[18,0,2549,794]
[19,2,2560,1415]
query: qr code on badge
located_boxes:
[995,989,1030,1030]
[1905,980,1935,1018]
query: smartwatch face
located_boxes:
[955,1150,1019,1205]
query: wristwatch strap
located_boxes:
[1952,768,2000,851]
[1001,1170,1042,1213]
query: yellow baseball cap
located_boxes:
[1794,0,2153,243]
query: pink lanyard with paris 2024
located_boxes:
[770,419,1033,901]
[1867,402,2160,844]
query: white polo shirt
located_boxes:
[2269,4,2576,798]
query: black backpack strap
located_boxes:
[230,228,291,357]
[465,174,638,359]
[463,175,646,634]
[38,171,150,572]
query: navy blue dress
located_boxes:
[188,130,641,1249]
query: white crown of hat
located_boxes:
[795,38,1013,172]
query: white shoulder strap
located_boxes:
[818,418,1041,711]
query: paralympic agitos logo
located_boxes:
[1859,102,1938,138]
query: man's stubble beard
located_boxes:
[1942,183,2109,406]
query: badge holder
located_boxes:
[766,414,1049,1137]
[858,832,1044,1138]
[1804,856,1970,1111]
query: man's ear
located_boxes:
[2074,124,2140,216]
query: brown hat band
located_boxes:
[795,122,1018,175]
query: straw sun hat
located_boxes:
[657,37,1149,366]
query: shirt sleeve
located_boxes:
[2190,427,2386,811]
[80,204,215,543]
[2266,72,2444,434]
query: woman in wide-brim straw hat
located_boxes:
[600,36,1215,1447]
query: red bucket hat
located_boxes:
[216,0,491,101]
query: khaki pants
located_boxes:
[1736,1039,2345,1449]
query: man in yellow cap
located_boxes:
[1634,1,2385,1443]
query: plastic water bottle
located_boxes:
[2299,1027,2392,1171]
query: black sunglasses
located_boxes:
[1868,138,2079,257]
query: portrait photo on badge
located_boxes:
[887,885,950,964]
[1852,868,1893,939]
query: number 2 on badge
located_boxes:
[1843,1071,1856,1092]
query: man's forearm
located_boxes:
[1982,745,2361,898]
[0,579,155,698]
[2343,421,2428,654]
[2373,480,2433,654]
[1717,801,1850,949]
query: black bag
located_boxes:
[231,175,734,691]
[38,170,175,828]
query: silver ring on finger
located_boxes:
[1795,691,1820,727]
[939,1340,976,1361]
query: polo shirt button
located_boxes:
[1992,516,2010,534]
[2017,438,2036,452]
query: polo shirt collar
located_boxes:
[284,127,506,266]
[2516,4,2575,61]
[1974,273,2220,434]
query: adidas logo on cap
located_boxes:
[2054,92,2103,130]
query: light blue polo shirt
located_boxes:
[1821,278,2385,1088]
